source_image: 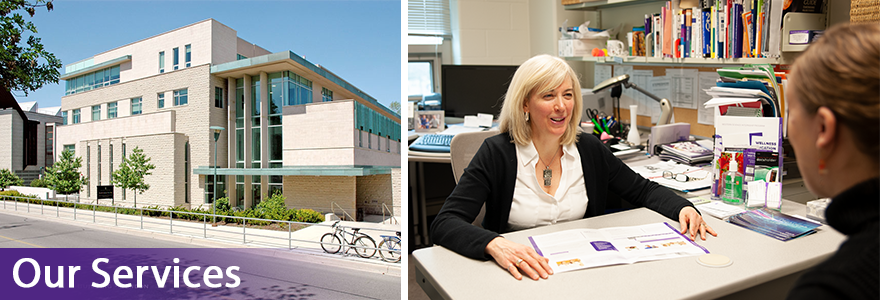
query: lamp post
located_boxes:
[210,126,225,225]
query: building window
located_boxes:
[63,144,75,155]
[73,109,81,124]
[368,130,372,149]
[322,87,333,102]
[205,175,226,204]
[92,105,101,121]
[185,44,191,68]
[131,97,142,115]
[97,145,101,185]
[387,136,391,153]
[121,143,126,201]
[65,65,120,95]
[236,79,244,164]
[252,176,261,207]
[159,51,165,73]
[237,54,247,60]
[45,126,54,165]
[184,141,190,204]
[62,111,68,125]
[107,102,117,119]
[172,47,179,70]
[157,92,165,109]
[214,87,223,108]
[283,71,313,106]
[268,176,282,198]
[173,89,188,106]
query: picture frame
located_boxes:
[414,110,445,133]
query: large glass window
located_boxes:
[63,144,75,155]
[172,47,179,70]
[268,176,282,197]
[251,76,261,121]
[283,71,312,106]
[237,54,247,60]
[159,51,165,73]
[73,109,81,124]
[107,102,117,119]
[408,61,434,97]
[65,65,120,95]
[185,44,191,68]
[251,176,261,207]
[236,79,244,164]
[131,97,142,115]
[62,111,68,125]
[214,87,223,108]
[252,128,261,164]
[45,126,53,165]
[205,175,226,204]
[354,102,401,142]
[157,92,165,109]
[322,87,333,102]
[173,89,188,106]
[92,105,101,121]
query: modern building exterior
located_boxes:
[56,19,401,217]
[0,97,62,183]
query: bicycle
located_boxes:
[378,231,401,263]
[320,220,377,258]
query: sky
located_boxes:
[15,0,402,110]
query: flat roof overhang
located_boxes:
[210,51,399,121]
[60,55,132,80]
[193,166,397,176]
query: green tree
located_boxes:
[389,101,401,115]
[44,148,87,200]
[111,147,155,207]
[0,168,23,190]
[0,0,61,94]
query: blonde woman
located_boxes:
[785,23,879,299]
[431,55,715,281]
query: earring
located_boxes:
[524,112,529,122]
[818,159,828,175]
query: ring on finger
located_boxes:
[515,258,524,267]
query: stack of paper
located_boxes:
[656,140,713,165]
[705,65,782,118]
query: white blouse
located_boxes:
[508,141,588,231]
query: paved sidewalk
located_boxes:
[0,199,401,275]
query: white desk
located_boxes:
[413,200,845,299]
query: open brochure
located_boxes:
[528,222,709,274]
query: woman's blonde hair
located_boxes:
[790,23,880,160]
[499,55,583,146]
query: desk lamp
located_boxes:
[592,74,673,126]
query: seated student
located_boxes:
[785,23,879,299]
[430,54,716,281]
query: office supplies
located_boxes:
[656,140,713,165]
[697,200,747,219]
[727,208,821,241]
[593,74,673,126]
[627,105,640,144]
[805,198,829,224]
[408,134,454,153]
[528,222,709,274]
[630,160,712,192]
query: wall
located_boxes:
[356,174,393,216]
[450,0,532,65]
[0,113,14,170]
[282,176,356,215]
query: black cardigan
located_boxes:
[430,132,693,260]
[786,178,879,299]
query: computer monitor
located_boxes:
[441,65,519,118]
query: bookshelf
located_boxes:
[564,0,667,11]
[564,56,781,65]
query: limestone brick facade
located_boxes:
[0,110,61,172]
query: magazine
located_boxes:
[528,222,709,273]
[726,208,822,241]
[656,140,713,165]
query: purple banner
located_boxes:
[590,241,617,252]
[0,248,323,299]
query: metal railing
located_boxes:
[0,195,401,261]
[330,202,356,221]
[381,203,399,225]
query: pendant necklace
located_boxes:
[538,147,561,187]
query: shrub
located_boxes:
[0,169,23,190]
[214,196,230,212]
[30,178,47,187]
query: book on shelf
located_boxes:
[655,140,713,165]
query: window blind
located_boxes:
[408,0,451,36]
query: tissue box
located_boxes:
[559,38,607,57]
[806,198,830,224]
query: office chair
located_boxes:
[450,130,499,228]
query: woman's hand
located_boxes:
[679,206,718,240]
[485,237,553,280]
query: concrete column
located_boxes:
[242,75,252,208]
[260,71,269,200]
[226,77,237,207]
[313,82,323,103]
